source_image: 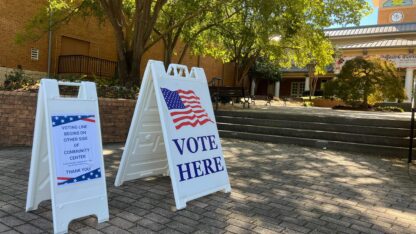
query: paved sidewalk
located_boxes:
[1,139,416,233]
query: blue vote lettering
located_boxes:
[172,135,218,155]
[177,156,224,182]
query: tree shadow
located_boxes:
[1,140,416,233]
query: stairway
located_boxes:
[215,110,414,157]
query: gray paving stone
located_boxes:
[351,224,385,234]
[101,225,130,234]
[158,227,184,234]
[136,218,165,232]
[109,217,135,229]
[0,230,20,234]
[76,226,104,234]
[29,217,53,231]
[172,215,199,226]
[117,211,141,223]
[1,140,416,233]
[225,224,252,234]
[146,212,171,224]
[0,223,11,232]
[128,225,157,234]
[0,216,24,227]
[12,211,39,222]
[166,220,195,233]
[0,210,7,218]
[14,224,44,234]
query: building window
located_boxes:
[31,48,39,61]
[290,81,305,97]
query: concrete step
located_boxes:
[216,116,411,137]
[219,130,412,157]
[218,123,412,147]
[215,110,410,128]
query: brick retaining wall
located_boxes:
[0,91,136,147]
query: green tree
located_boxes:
[17,0,370,87]
[154,0,233,67]
[249,57,281,81]
[16,0,212,85]
[324,57,406,107]
[193,0,370,87]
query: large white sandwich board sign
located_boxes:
[26,79,109,234]
[115,60,231,209]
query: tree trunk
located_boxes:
[309,76,318,101]
[164,42,173,68]
[178,43,189,64]
[236,56,256,88]
[117,55,128,84]
[233,62,239,86]
[128,58,140,86]
[116,49,141,87]
[363,93,368,108]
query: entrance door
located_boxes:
[256,79,269,96]
[290,81,305,97]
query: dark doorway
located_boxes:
[256,79,269,96]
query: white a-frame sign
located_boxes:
[115,60,231,209]
[26,79,109,234]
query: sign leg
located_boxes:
[223,184,232,193]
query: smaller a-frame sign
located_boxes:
[115,60,231,209]
[26,79,109,234]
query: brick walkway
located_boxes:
[1,139,416,234]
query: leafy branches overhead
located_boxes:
[15,0,98,44]
[153,0,230,67]
[17,0,231,84]
[17,0,370,86]
[250,57,281,81]
[195,0,370,85]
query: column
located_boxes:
[274,81,280,98]
[251,78,256,96]
[304,77,310,91]
[405,68,414,102]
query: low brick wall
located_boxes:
[0,91,136,147]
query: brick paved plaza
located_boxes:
[1,139,416,234]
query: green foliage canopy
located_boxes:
[250,57,281,81]
[324,57,406,107]
[16,0,371,86]
[193,0,371,84]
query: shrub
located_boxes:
[2,68,37,91]
[97,85,139,99]
[56,74,139,99]
[312,98,345,108]
[2,71,138,99]
[324,57,406,107]
[303,101,314,107]
[374,106,404,112]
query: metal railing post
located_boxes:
[409,74,416,164]
[409,107,415,163]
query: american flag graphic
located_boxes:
[51,115,95,127]
[57,168,101,186]
[161,88,213,130]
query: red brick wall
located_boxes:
[0,0,235,86]
[0,91,136,147]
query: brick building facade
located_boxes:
[0,0,235,85]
